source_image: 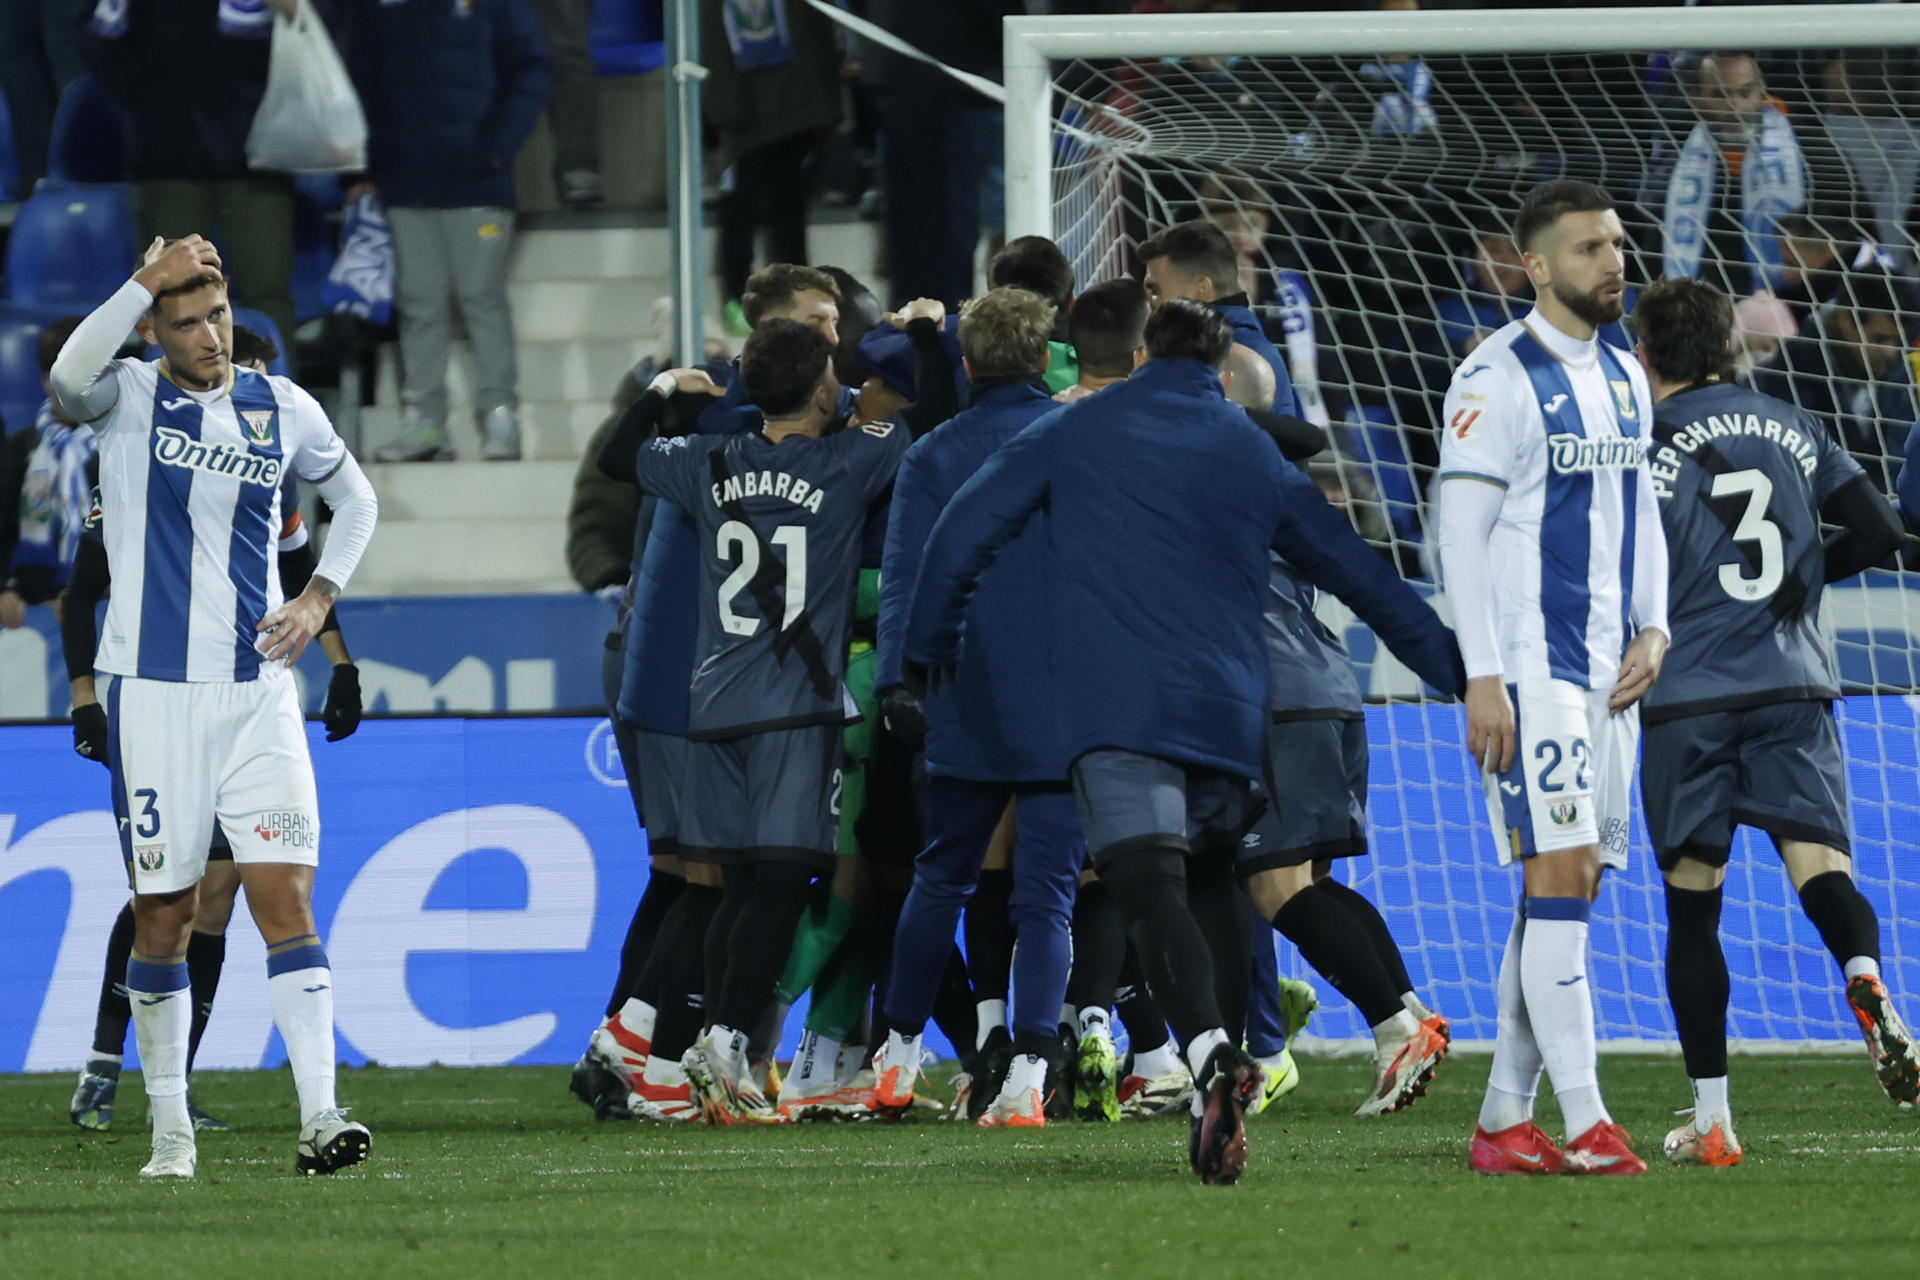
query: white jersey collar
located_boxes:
[1520,308,1599,370]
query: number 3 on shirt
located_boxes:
[1711,469,1783,603]
[716,522,808,637]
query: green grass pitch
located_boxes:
[2,1056,1915,1278]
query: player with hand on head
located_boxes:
[61,324,363,1135]
[1632,277,1912,1165]
[51,234,379,1179]
[1436,180,1668,1177]
[628,319,911,1124]
[905,299,1464,1184]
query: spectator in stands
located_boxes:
[1358,0,1437,139]
[87,0,303,348]
[1661,50,1808,296]
[1774,206,1895,329]
[531,0,602,210]
[859,1,1019,307]
[347,0,552,463]
[704,0,843,337]
[1732,291,1797,382]
[1819,48,1920,267]
[1753,273,1918,492]
[0,0,87,192]
[1,317,89,629]
[1435,213,1531,357]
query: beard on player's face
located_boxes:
[1549,277,1626,329]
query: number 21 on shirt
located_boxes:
[717,521,808,636]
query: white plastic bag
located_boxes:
[245,5,367,174]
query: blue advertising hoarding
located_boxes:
[4,698,1915,1074]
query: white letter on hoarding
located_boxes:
[328,804,597,1067]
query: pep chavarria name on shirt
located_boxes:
[1646,408,1825,496]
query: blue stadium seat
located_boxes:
[46,76,130,185]
[3,182,137,309]
[589,0,666,76]
[0,92,19,201]
[0,302,70,436]
[1342,403,1425,544]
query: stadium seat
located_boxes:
[3,182,137,309]
[46,77,130,185]
[589,0,666,76]
[1342,403,1425,544]
[0,302,68,436]
[0,93,19,202]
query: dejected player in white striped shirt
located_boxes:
[50,235,379,1181]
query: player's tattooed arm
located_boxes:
[311,575,341,602]
[256,576,342,665]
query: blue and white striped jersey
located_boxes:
[1438,312,1662,690]
[86,360,347,683]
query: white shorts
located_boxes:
[104,668,319,895]
[1478,678,1637,869]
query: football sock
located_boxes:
[1004,1052,1048,1098]
[773,881,854,1006]
[1270,886,1406,1026]
[1244,903,1287,1058]
[1101,844,1224,1049]
[265,934,336,1124]
[711,861,815,1032]
[606,868,684,1016]
[1479,909,1543,1133]
[93,902,137,1057]
[1662,881,1730,1080]
[1185,1028,1231,1080]
[1797,871,1883,977]
[641,1051,687,1088]
[1518,897,1608,1138]
[789,1030,841,1093]
[1314,876,1418,999]
[975,999,1007,1050]
[185,928,225,1075]
[1131,1039,1182,1079]
[703,887,750,1022]
[1372,1009,1421,1052]
[965,867,1016,1004]
[1077,1006,1111,1041]
[1114,946,1171,1054]
[648,884,722,1063]
[1402,991,1437,1022]
[1691,1075,1731,1129]
[930,946,978,1058]
[1065,877,1125,1018]
[126,949,191,1135]
[1187,845,1250,1044]
[612,997,656,1045]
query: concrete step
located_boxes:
[348,515,573,596]
[368,336,653,412]
[365,459,578,521]
[357,401,608,465]
[510,278,669,342]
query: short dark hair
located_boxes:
[1137,219,1240,295]
[741,263,841,328]
[1068,278,1149,377]
[133,239,226,312]
[36,316,82,377]
[740,318,834,418]
[988,236,1075,312]
[1512,180,1617,253]
[1143,298,1233,368]
[229,324,279,371]
[1631,278,1735,385]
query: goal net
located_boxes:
[1008,7,1920,1050]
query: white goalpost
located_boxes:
[1003,6,1920,1052]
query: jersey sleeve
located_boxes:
[1437,359,1524,489]
[846,418,914,502]
[1807,407,1868,502]
[278,379,351,482]
[632,434,705,511]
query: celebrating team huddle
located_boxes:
[58,180,1920,1186]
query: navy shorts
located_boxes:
[1240,716,1368,875]
[1071,748,1248,865]
[1641,699,1851,870]
[679,724,842,869]
[631,726,687,858]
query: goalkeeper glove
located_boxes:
[879,685,929,743]
[323,663,363,741]
[72,702,110,766]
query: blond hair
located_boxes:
[959,288,1055,378]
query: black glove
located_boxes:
[322,662,363,741]
[879,685,929,743]
[72,702,110,766]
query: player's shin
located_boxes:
[1797,869,1883,980]
[1517,895,1609,1138]
[1478,909,1543,1133]
[1662,879,1731,1127]
[265,934,337,1124]
[127,949,193,1136]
